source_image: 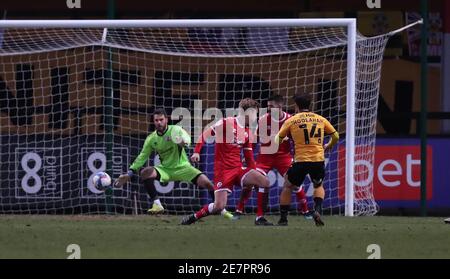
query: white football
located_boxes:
[93,172,112,190]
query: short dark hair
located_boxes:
[239,98,260,110]
[153,108,168,118]
[268,94,284,104]
[293,94,312,110]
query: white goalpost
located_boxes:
[345,19,356,217]
[0,18,402,216]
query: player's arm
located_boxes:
[173,125,191,148]
[191,122,217,163]
[324,131,339,151]
[324,120,339,151]
[274,120,292,145]
[114,136,153,187]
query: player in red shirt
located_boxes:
[235,95,312,224]
[181,98,272,225]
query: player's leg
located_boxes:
[309,162,326,226]
[241,169,273,226]
[183,190,229,224]
[193,173,216,202]
[278,163,306,226]
[194,172,214,201]
[274,159,312,215]
[235,167,268,216]
[194,173,234,220]
[235,151,272,214]
[278,159,311,217]
[241,169,270,188]
[181,190,229,225]
[181,169,234,225]
[295,186,313,219]
[296,186,309,214]
[176,165,216,201]
[278,177,295,226]
[251,168,270,225]
[140,166,164,214]
[235,186,253,215]
[254,186,270,225]
[276,159,312,219]
[235,159,270,215]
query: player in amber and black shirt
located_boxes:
[276,94,339,226]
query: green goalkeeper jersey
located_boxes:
[129,125,192,172]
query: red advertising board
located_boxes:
[339,145,433,200]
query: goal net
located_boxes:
[0,19,390,216]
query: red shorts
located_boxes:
[214,167,256,193]
[256,154,293,176]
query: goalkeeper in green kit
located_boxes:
[114,108,234,219]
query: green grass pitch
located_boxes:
[0,215,449,259]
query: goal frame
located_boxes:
[0,18,357,216]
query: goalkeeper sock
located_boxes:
[280,204,290,220]
[143,178,158,201]
[256,188,268,218]
[153,199,162,207]
[236,187,252,212]
[296,188,309,214]
[195,203,214,219]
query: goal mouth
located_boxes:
[0,18,419,216]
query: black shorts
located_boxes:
[286,162,325,187]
